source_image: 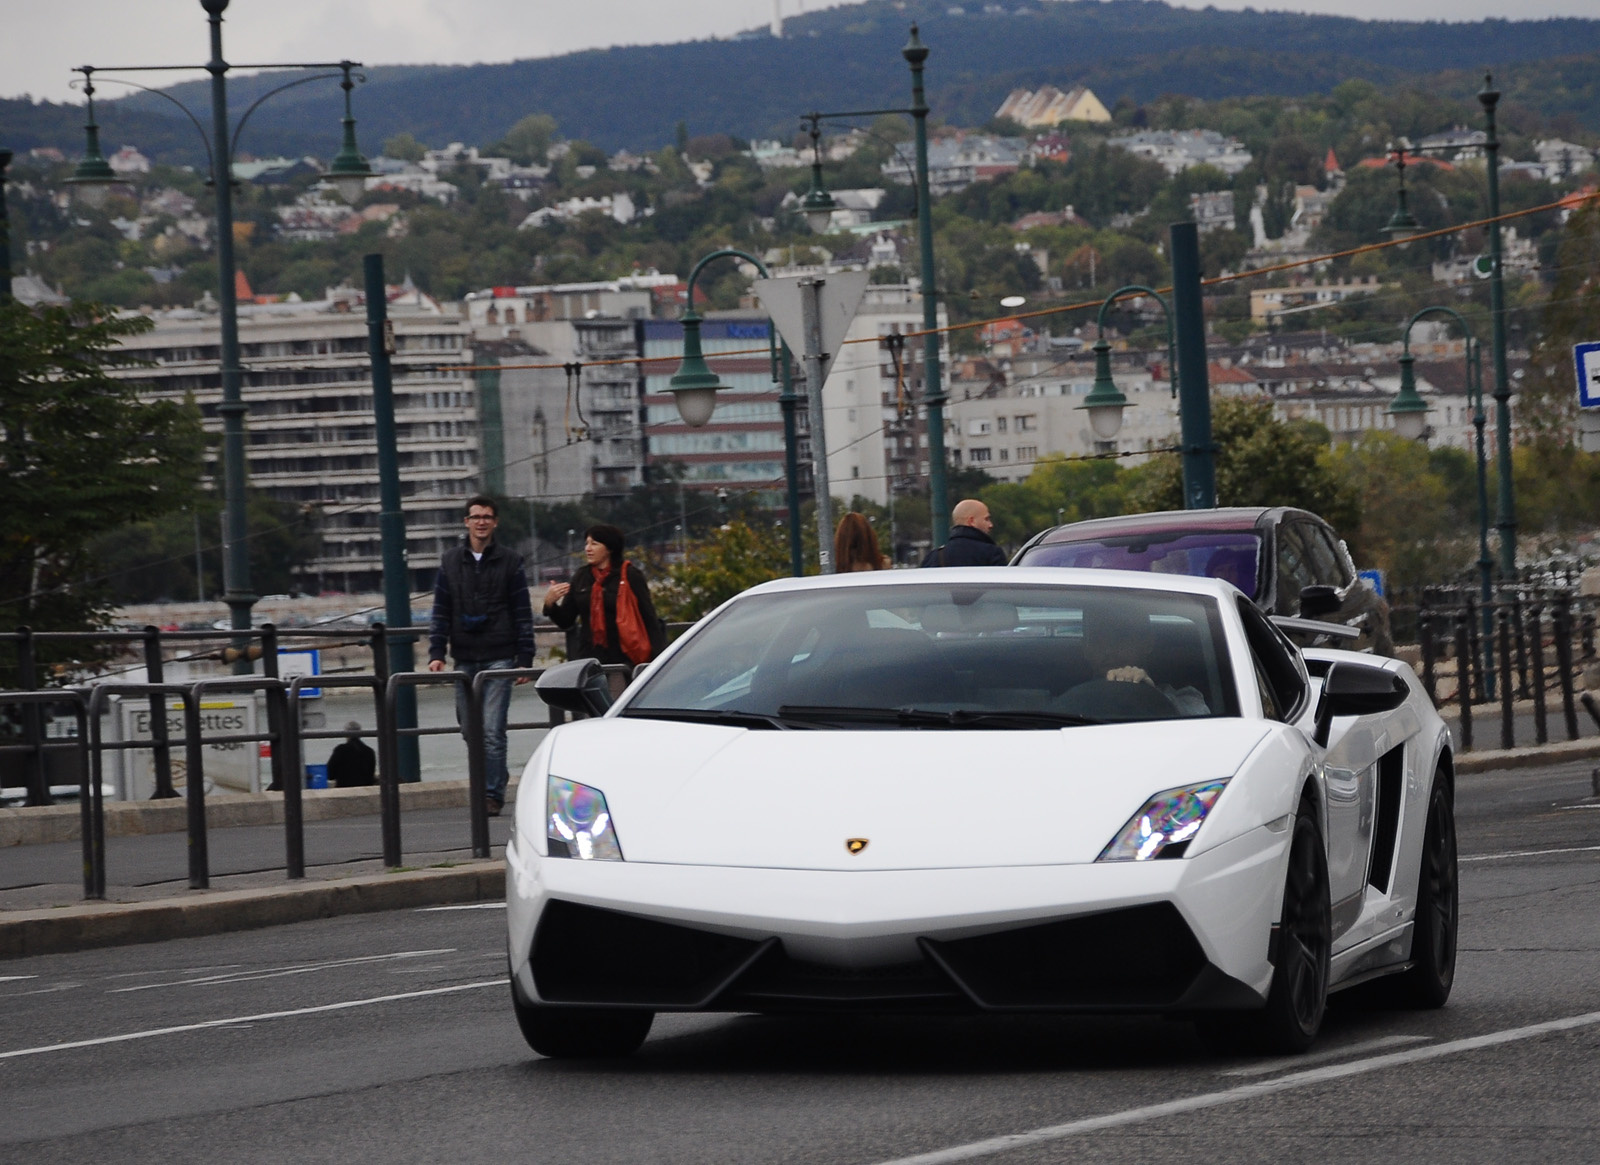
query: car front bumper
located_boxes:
[507,823,1288,1014]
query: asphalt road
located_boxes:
[3,759,1599,1164]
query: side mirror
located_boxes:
[535,658,612,718]
[1299,584,1341,621]
[1313,661,1407,746]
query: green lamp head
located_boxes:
[1077,336,1131,441]
[1387,351,1429,440]
[669,313,724,427]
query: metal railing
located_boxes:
[2,620,648,899]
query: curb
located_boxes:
[0,778,519,847]
[1454,737,1600,774]
[0,861,505,960]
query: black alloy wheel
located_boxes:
[1201,796,1331,1055]
[1375,772,1458,1008]
[511,976,654,1058]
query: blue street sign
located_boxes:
[1358,569,1385,598]
[1575,341,1600,409]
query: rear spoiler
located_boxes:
[1271,615,1362,642]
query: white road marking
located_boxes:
[1218,1033,1431,1077]
[1462,844,1600,862]
[870,1008,1600,1165]
[0,980,502,1061]
[1558,803,1600,810]
[414,902,507,911]
[0,975,38,983]
[107,950,457,993]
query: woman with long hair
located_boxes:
[834,511,887,572]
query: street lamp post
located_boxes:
[668,247,806,577]
[796,24,951,532]
[67,0,373,665]
[1080,225,1216,510]
[1381,79,1517,576]
[1387,305,1496,694]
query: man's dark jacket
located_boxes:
[921,524,1008,567]
[543,563,666,666]
[428,540,536,666]
[327,739,376,788]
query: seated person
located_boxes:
[1060,601,1210,719]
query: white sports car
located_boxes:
[508,569,1457,1059]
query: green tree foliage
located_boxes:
[382,132,428,162]
[1131,397,1361,535]
[1516,200,1600,440]
[653,520,791,623]
[494,114,560,166]
[1329,432,1465,588]
[0,302,204,641]
[87,492,323,604]
[978,456,1137,551]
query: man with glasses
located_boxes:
[428,496,535,816]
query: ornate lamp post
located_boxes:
[1380,79,1516,576]
[796,24,951,531]
[1387,306,1496,691]
[67,0,372,657]
[668,248,806,576]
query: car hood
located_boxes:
[543,716,1273,870]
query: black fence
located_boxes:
[0,622,649,900]
[1390,584,1599,753]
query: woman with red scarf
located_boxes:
[542,524,665,667]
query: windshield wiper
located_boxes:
[777,705,1100,729]
[619,707,806,730]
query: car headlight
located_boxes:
[1098,780,1228,862]
[547,777,623,860]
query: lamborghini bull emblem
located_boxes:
[845,838,869,855]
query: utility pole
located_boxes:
[1169,222,1216,509]
[364,253,418,781]
[800,277,836,573]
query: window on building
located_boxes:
[996,416,1008,433]
[970,447,993,462]
[1017,445,1037,461]
[998,449,1009,461]
[1017,414,1037,431]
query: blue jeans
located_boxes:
[455,657,515,804]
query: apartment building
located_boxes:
[113,291,477,594]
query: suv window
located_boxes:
[1236,597,1308,722]
[1274,524,1319,614]
[1299,520,1355,588]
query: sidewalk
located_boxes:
[0,785,515,959]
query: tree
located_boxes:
[1132,397,1361,536]
[1330,432,1465,589]
[0,301,204,648]
[653,520,791,623]
[496,114,559,166]
[1516,200,1600,441]
[382,132,428,162]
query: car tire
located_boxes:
[510,977,653,1058]
[1372,773,1458,1009]
[1200,797,1331,1055]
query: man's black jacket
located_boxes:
[428,540,536,666]
[921,524,1008,567]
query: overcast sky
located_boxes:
[5,0,1594,104]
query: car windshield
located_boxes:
[625,584,1238,728]
[1018,531,1263,601]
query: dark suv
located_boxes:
[1011,507,1394,656]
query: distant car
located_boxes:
[508,569,1455,1060]
[1012,507,1394,656]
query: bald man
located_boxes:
[921,498,1008,567]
